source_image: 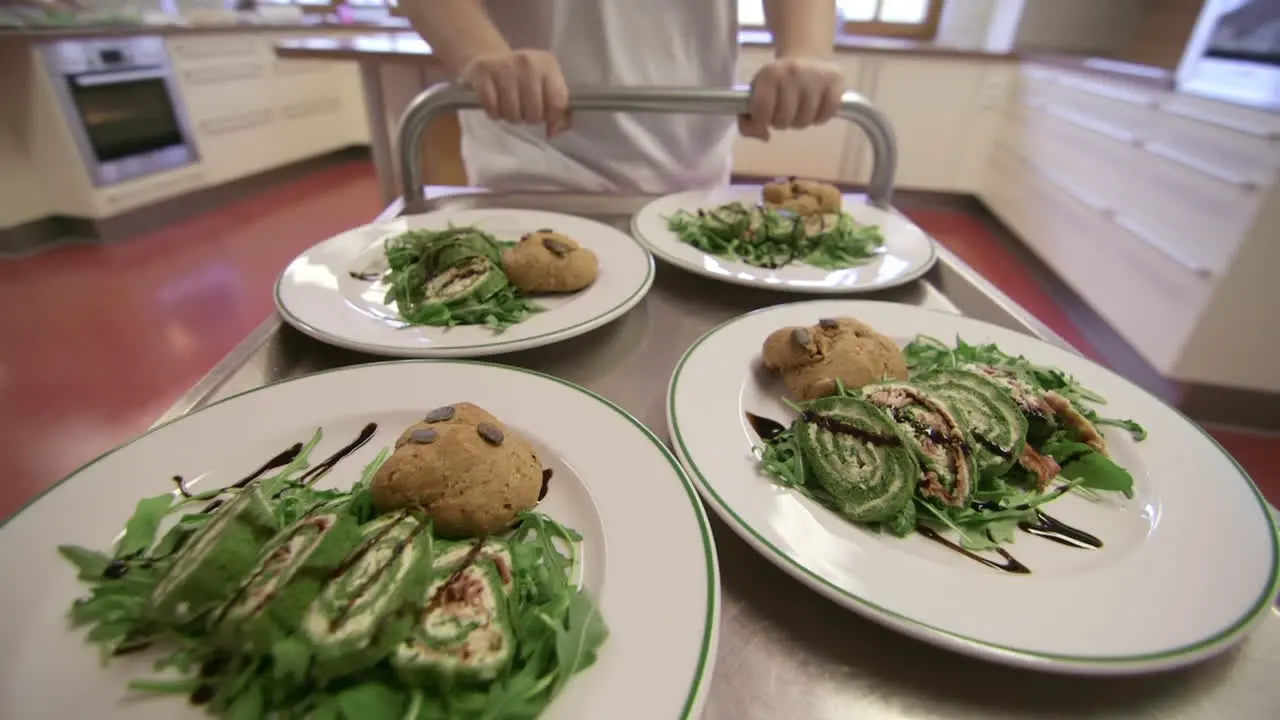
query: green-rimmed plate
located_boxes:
[276,209,654,357]
[0,361,718,717]
[667,299,1277,675]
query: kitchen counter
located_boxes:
[0,18,408,41]
[274,29,1017,63]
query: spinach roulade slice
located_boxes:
[147,487,278,626]
[392,544,516,687]
[428,232,504,272]
[301,512,434,676]
[422,257,508,306]
[794,395,918,523]
[918,368,1028,479]
[211,511,361,651]
[862,382,979,508]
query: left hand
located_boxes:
[740,57,845,141]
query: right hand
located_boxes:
[459,50,571,136]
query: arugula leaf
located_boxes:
[115,493,175,559]
[127,677,200,694]
[58,545,111,580]
[335,682,407,720]
[271,636,312,686]
[549,591,608,697]
[225,678,265,720]
[69,593,145,627]
[1045,442,1135,498]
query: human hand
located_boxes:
[739,57,845,141]
[459,50,571,136]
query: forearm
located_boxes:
[762,0,837,59]
[403,0,511,74]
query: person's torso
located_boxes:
[460,0,739,193]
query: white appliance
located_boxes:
[42,36,199,187]
[1178,0,1280,111]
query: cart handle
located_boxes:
[396,84,898,209]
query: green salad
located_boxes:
[757,335,1146,559]
[381,227,542,331]
[666,202,885,269]
[58,430,606,719]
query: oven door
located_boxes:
[66,69,197,186]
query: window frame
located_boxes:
[741,0,944,42]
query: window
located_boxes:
[739,0,943,40]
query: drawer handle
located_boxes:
[182,64,264,85]
[1142,142,1261,191]
[1009,145,1114,213]
[1032,164,1111,214]
[199,109,273,135]
[1026,99,1140,145]
[1050,73,1158,107]
[1160,103,1280,141]
[1112,215,1213,278]
[280,97,341,120]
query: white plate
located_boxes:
[631,186,937,293]
[0,362,719,719]
[666,299,1278,675]
[276,209,655,357]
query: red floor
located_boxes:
[0,160,1275,522]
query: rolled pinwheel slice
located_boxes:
[147,486,278,626]
[422,256,509,305]
[862,382,979,508]
[918,368,1028,479]
[392,559,515,687]
[211,511,361,651]
[432,539,514,595]
[794,395,918,523]
[301,511,433,676]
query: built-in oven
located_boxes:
[42,36,198,187]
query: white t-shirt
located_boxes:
[460,0,740,193]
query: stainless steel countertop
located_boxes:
[154,192,1280,718]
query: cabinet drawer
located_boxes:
[984,144,1210,372]
[195,108,274,139]
[1020,69,1161,141]
[1010,101,1258,275]
[1150,106,1280,190]
[95,168,207,215]
[168,36,266,65]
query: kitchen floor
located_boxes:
[0,158,1275,522]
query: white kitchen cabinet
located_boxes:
[730,47,856,182]
[853,56,992,191]
[729,48,1004,192]
[171,32,368,187]
[980,61,1280,392]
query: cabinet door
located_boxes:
[856,57,987,191]
[730,47,853,181]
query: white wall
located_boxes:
[1173,184,1280,391]
[0,46,51,230]
[1013,0,1144,55]
[936,0,1000,50]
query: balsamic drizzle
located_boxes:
[1019,511,1103,549]
[744,409,1105,573]
[538,468,553,502]
[972,433,1015,460]
[800,410,901,446]
[297,423,379,488]
[99,426,379,584]
[201,442,306,513]
[745,412,787,441]
[917,526,1031,575]
[348,270,382,281]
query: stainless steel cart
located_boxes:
[156,85,1280,718]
